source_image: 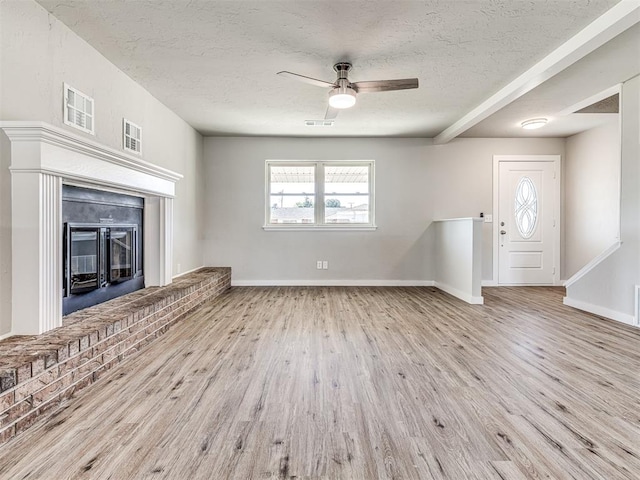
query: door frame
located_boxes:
[492,155,561,286]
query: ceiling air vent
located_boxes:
[123,119,142,154]
[63,83,95,134]
[305,120,334,127]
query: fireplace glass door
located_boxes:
[68,227,101,294]
[109,227,134,282]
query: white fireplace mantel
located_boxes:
[1,121,183,335]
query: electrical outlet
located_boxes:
[322,261,329,270]
[316,260,323,269]
[177,263,181,273]
[484,214,493,223]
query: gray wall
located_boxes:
[203,136,564,284]
[0,0,205,336]
[566,75,640,321]
[564,119,620,278]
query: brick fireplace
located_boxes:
[0,122,182,336]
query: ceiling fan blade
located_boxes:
[352,78,419,93]
[325,106,339,120]
[277,71,335,88]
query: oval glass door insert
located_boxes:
[514,176,538,238]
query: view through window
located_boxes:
[267,161,373,227]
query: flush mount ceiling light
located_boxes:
[521,118,548,129]
[328,85,357,109]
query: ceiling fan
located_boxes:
[277,62,419,120]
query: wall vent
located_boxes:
[63,83,95,134]
[123,118,142,154]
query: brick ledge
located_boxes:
[0,267,231,445]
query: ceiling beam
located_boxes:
[433,0,640,145]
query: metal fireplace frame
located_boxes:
[64,222,140,297]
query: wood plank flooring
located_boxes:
[0,286,638,479]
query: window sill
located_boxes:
[263,225,377,232]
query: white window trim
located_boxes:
[123,118,142,155]
[63,83,95,135]
[264,160,376,231]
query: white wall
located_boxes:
[0,0,205,336]
[564,119,620,278]
[203,136,564,284]
[434,218,483,303]
[565,75,640,325]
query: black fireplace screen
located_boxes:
[64,223,137,296]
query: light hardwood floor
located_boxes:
[0,286,639,479]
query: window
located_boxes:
[63,83,94,134]
[514,176,538,238]
[265,160,375,230]
[123,118,142,154]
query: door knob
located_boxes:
[500,230,506,235]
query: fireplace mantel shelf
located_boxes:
[1,121,182,198]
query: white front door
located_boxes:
[497,158,559,285]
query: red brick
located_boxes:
[0,398,32,429]
[0,424,16,444]
[68,340,80,357]
[79,335,90,351]
[0,391,15,414]
[31,359,45,377]
[16,363,32,385]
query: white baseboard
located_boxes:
[481,280,563,287]
[0,331,14,341]
[563,296,637,327]
[434,281,484,305]
[564,241,621,287]
[636,285,640,326]
[231,280,436,287]
[172,265,205,280]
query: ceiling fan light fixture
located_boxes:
[521,118,548,130]
[329,86,357,109]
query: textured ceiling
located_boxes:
[461,23,639,138]
[36,0,624,137]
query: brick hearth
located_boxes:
[0,267,231,445]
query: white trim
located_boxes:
[433,217,483,222]
[635,285,640,327]
[1,121,181,335]
[263,225,377,232]
[492,155,561,286]
[564,241,622,287]
[563,296,637,327]
[1,122,182,188]
[482,280,498,287]
[434,281,484,304]
[265,159,375,230]
[433,2,640,144]
[231,280,435,287]
[172,265,204,279]
[0,331,14,341]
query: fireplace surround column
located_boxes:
[11,170,63,334]
[1,122,182,335]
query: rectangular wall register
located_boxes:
[0,268,230,445]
